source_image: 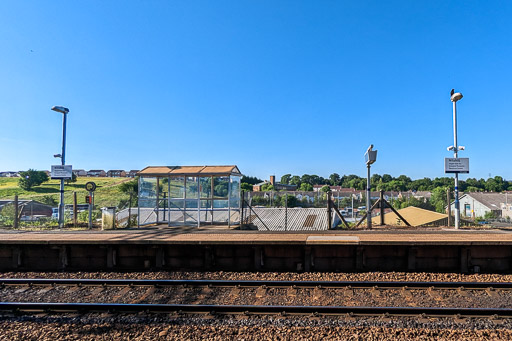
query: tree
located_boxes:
[119,178,139,208]
[65,172,77,185]
[382,174,393,183]
[329,173,341,186]
[430,187,449,213]
[280,194,297,208]
[119,178,138,194]
[241,183,253,192]
[261,183,274,191]
[241,176,262,185]
[321,185,330,192]
[18,169,49,190]
[299,183,313,191]
[396,175,412,190]
[280,174,291,185]
[290,176,301,186]
[341,174,362,188]
[301,174,313,185]
[371,174,382,184]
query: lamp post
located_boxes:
[51,106,69,228]
[364,145,377,228]
[449,91,463,229]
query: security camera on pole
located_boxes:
[445,89,469,229]
[364,145,377,228]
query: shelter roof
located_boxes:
[137,165,241,177]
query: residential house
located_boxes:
[450,192,507,218]
[128,170,140,178]
[72,169,87,177]
[87,170,107,177]
[0,171,19,177]
[107,170,126,177]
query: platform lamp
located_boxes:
[51,105,69,229]
[364,145,377,228]
[448,90,463,229]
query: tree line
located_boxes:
[242,174,512,193]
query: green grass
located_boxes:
[0,177,133,208]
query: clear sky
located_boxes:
[1,1,511,181]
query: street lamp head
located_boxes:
[53,154,62,158]
[51,106,69,114]
[450,92,463,102]
[365,145,377,165]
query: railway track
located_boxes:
[1,302,512,319]
[1,278,512,319]
[2,278,512,289]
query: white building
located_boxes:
[450,192,510,218]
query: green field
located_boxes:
[0,177,134,208]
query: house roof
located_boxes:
[460,192,509,210]
[137,165,241,177]
[371,206,448,227]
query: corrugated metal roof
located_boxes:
[244,208,330,231]
[129,207,330,231]
[137,166,241,176]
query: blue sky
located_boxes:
[1,1,511,181]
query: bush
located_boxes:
[18,169,49,190]
[40,195,58,206]
[280,194,298,208]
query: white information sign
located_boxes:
[444,158,469,174]
[51,165,73,179]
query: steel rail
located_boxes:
[0,278,511,290]
[1,302,512,318]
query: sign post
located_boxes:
[85,182,97,229]
[51,165,72,229]
[364,145,377,229]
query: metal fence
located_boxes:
[240,191,359,231]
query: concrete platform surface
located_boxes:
[1,228,512,245]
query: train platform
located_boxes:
[0,227,511,246]
[1,226,512,273]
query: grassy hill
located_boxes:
[0,177,134,208]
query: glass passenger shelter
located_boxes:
[137,166,242,227]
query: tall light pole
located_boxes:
[449,90,463,229]
[51,106,69,228]
[364,145,377,228]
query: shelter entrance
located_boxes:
[137,166,241,227]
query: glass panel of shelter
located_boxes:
[168,176,184,225]
[229,175,241,224]
[138,177,158,226]
[156,177,169,224]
